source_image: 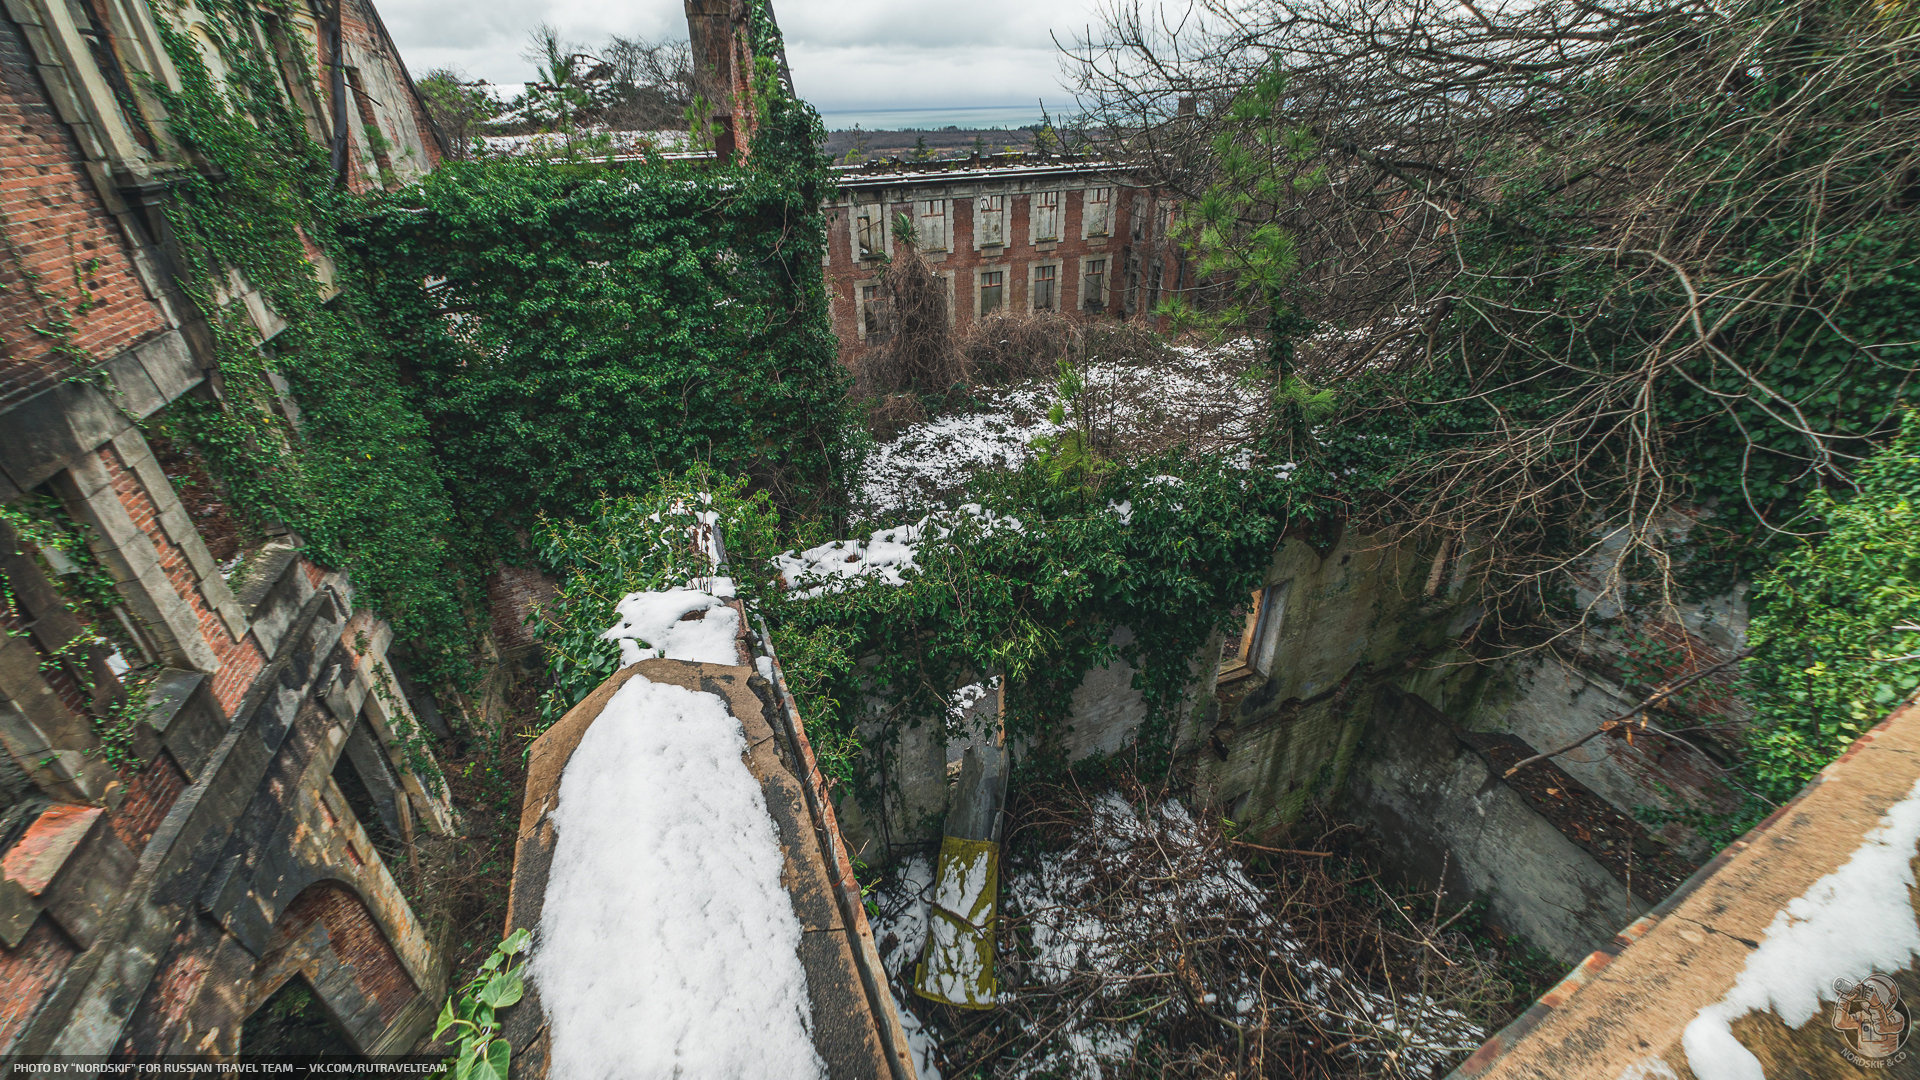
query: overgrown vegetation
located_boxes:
[345,151,850,542]
[773,455,1349,835]
[1738,411,1920,823]
[1068,0,1920,807]
[1076,0,1920,625]
[0,496,151,768]
[148,0,478,690]
[528,471,782,730]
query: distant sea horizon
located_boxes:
[814,105,1055,132]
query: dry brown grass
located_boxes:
[961,311,1176,386]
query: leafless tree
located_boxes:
[601,35,695,129]
[1065,0,1920,649]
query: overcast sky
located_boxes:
[375,0,1105,113]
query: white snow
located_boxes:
[478,128,694,158]
[919,910,990,1006]
[774,506,1023,600]
[867,855,944,1080]
[529,674,825,1080]
[1683,775,1920,1080]
[932,845,993,918]
[601,587,741,667]
[853,342,1266,518]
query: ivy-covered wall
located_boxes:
[344,154,852,550]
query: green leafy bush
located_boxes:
[432,928,529,1080]
[530,471,781,729]
[344,149,854,547]
[1746,410,1920,799]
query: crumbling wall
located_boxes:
[1173,524,1739,963]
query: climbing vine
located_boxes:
[0,496,150,768]
[145,0,480,691]
[340,149,853,546]
[773,452,1355,815]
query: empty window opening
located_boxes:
[240,977,359,1059]
[861,284,891,341]
[1147,261,1164,315]
[1246,582,1291,676]
[1085,187,1112,237]
[1083,259,1106,311]
[980,271,1004,315]
[331,728,403,864]
[857,207,884,260]
[1033,191,1061,242]
[1032,264,1057,312]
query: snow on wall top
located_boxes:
[774,505,1024,600]
[529,673,826,1080]
[602,585,742,666]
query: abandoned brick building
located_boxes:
[0,0,455,1059]
[822,157,1184,352]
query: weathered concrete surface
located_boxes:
[505,658,905,1080]
[1189,527,1447,835]
[1450,696,1920,1080]
[1469,656,1741,861]
[1347,689,1649,964]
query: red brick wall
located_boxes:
[109,749,187,851]
[0,12,168,412]
[824,176,1176,366]
[0,915,78,1054]
[487,565,556,653]
[99,443,266,713]
[278,883,416,1027]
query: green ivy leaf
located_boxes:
[478,970,524,1010]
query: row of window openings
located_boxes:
[862,256,1180,336]
[856,189,1119,259]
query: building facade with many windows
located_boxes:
[822,156,1186,353]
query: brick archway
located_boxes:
[244,881,419,1054]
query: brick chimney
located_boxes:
[684,0,761,161]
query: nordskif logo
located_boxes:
[1833,974,1911,1067]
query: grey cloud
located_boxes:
[376,0,1093,109]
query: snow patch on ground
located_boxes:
[602,586,741,666]
[867,855,944,1080]
[529,674,824,1080]
[1684,775,1920,1080]
[774,505,1024,599]
[853,342,1266,518]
